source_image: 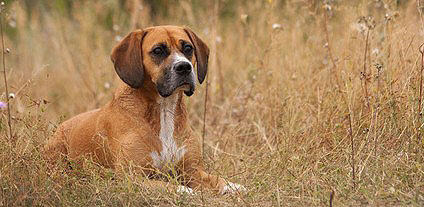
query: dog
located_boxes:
[44,25,245,194]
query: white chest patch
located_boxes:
[150,95,186,171]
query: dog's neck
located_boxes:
[112,83,188,170]
[112,83,187,131]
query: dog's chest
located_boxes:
[150,95,186,171]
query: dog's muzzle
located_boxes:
[156,60,196,98]
[174,62,195,96]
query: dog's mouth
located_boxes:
[175,81,195,97]
[179,83,195,96]
[157,80,195,98]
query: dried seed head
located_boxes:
[324,4,332,11]
[114,35,122,42]
[357,16,375,31]
[104,82,111,89]
[385,13,392,22]
[272,23,282,30]
[240,14,248,24]
[372,48,379,55]
[374,63,383,71]
[112,25,120,31]
[363,128,369,133]
[0,2,4,13]
[8,20,16,28]
[216,36,222,43]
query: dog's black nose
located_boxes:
[174,62,192,75]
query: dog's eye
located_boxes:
[183,45,193,54]
[153,47,163,55]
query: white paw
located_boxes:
[221,182,247,194]
[176,185,195,195]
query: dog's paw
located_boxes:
[176,185,195,195]
[221,182,247,194]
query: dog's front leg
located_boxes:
[179,137,246,194]
[185,167,226,193]
[181,163,246,194]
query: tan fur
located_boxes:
[44,26,230,193]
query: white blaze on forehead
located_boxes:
[173,53,192,65]
[150,94,186,171]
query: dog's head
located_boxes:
[110,26,209,98]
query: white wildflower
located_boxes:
[115,35,122,42]
[104,82,111,89]
[272,23,282,30]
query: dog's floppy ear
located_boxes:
[184,27,209,84]
[111,30,147,88]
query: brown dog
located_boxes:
[44,26,245,194]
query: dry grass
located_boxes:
[1,0,424,206]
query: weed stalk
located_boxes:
[418,43,424,141]
[347,112,356,189]
[0,2,12,140]
[374,64,382,156]
[362,28,371,111]
[323,3,341,89]
[417,0,424,141]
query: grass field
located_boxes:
[1,0,424,206]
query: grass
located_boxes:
[1,0,424,206]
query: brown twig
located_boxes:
[418,43,424,141]
[202,77,209,160]
[374,63,382,156]
[0,2,12,140]
[362,28,371,111]
[203,0,218,162]
[347,112,356,189]
[329,189,334,207]
[322,3,341,89]
[417,0,424,141]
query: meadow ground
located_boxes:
[0,0,424,206]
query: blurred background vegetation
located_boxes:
[2,0,415,42]
[1,0,419,118]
